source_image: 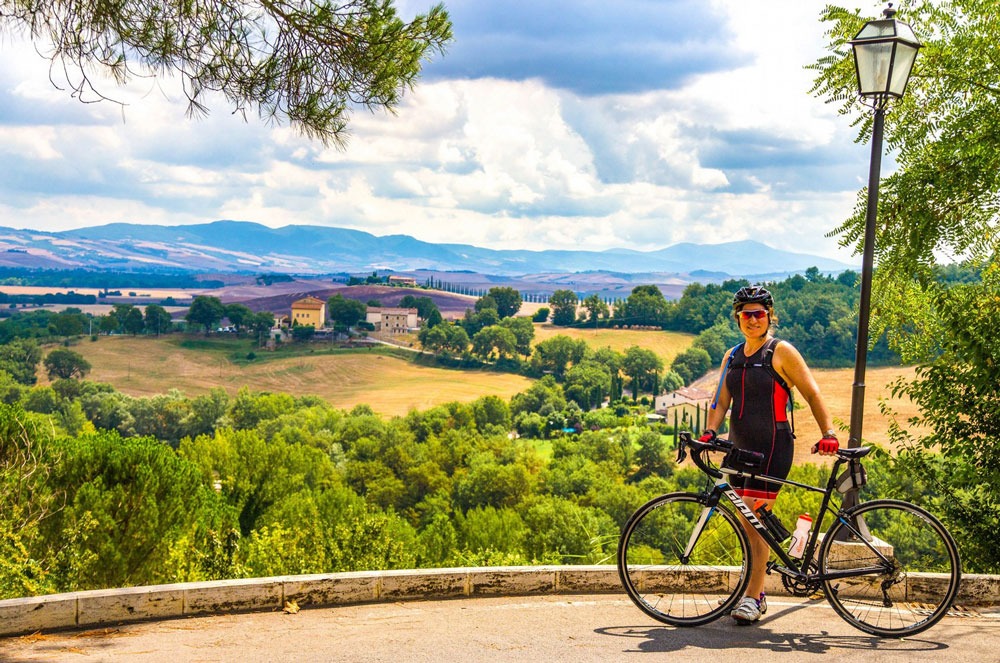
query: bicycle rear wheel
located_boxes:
[617,492,750,626]
[819,499,961,637]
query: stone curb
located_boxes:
[0,566,996,637]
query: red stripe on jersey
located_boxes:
[773,380,788,422]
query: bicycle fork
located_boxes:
[680,504,716,564]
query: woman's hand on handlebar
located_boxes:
[698,429,717,443]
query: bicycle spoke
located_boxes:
[820,500,961,637]
[618,493,749,626]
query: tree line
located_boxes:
[2,372,977,600]
[539,268,899,369]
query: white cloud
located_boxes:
[0,0,878,266]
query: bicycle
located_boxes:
[616,431,961,637]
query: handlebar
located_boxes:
[677,431,730,479]
[677,431,764,479]
[677,431,873,481]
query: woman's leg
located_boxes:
[738,496,777,600]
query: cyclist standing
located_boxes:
[699,285,839,624]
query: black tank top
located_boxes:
[726,337,792,452]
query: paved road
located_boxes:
[2,594,998,663]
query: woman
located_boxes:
[700,285,839,625]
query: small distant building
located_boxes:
[291,296,326,328]
[655,386,714,413]
[366,307,419,333]
[388,275,418,287]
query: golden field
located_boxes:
[49,336,533,417]
[532,323,694,364]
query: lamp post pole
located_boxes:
[847,101,886,451]
[840,3,920,515]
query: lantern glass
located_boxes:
[850,13,921,99]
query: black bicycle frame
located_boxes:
[686,461,892,585]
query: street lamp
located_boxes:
[846,3,921,453]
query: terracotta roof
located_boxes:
[291,296,325,309]
[368,307,418,315]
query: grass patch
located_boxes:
[531,324,694,363]
[54,335,534,417]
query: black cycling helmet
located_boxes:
[732,285,773,310]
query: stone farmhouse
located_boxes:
[366,307,419,334]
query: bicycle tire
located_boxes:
[819,499,961,637]
[617,492,751,626]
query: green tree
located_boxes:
[563,360,612,411]
[98,314,120,335]
[122,306,145,335]
[49,309,88,337]
[617,285,669,328]
[510,376,567,418]
[0,405,61,598]
[144,304,173,336]
[224,303,253,333]
[327,294,367,327]
[498,316,534,357]
[471,325,517,362]
[470,395,511,433]
[292,325,315,341]
[43,348,91,380]
[425,308,444,328]
[186,296,226,335]
[247,311,276,345]
[418,322,469,356]
[622,346,663,399]
[460,307,499,337]
[486,287,522,319]
[8,0,452,146]
[592,347,625,402]
[548,290,578,326]
[671,347,712,386]
[45,431,208,590]
[521,496,616,563]
[458,506,526,558]
[0,340,41,386]
[661,370,684,394]
[632,430,673,482]
[581,294,609,326]
[110,304,137,331]
[530,335,587,380]
[881,266,1000,572]
[474,295,497,314]
[811,3,998,295]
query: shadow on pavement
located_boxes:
[597,599,950,655]
[597,624,949,655]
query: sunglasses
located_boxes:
[738,309,769,321]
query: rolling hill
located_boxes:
[0,220,855,279]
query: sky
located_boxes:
[0,0,883,264]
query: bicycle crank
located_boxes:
[781,562,823,597]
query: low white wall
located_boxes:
[0,566,996,637]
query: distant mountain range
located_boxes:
[0,220,855,278]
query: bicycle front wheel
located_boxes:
[617,492,750,626]
[820,499,961,637]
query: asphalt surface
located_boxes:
[2,594,998,663]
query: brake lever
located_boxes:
[676,431,690,463]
